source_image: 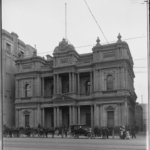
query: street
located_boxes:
[3,133,146,150]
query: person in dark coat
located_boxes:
[131,126,136,138]
[106,127,109,139]
[94,125,99,137]
[102,127,106,139]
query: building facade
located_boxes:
[15,34,137,128]
[2,29,35,127]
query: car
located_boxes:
[69,124,94,139]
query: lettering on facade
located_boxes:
[103,52,115,58]
[60,58,68,64]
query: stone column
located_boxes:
[74,74,76,93]
[15,109,19,127]
[114,105,118,126]
[34,108,37,126]
[93,70,96,91]
[77,73,80,94]
[125,100,128,125]
[42,78,44,96]
[57,107,60,127]
[118,104,121,126]
[72,106,75,124]
[91,105,93,127]
[42,108,45,127]
[69,106,72,125]
[15,80,18,98]
[94,104,99,126]
[78,106,80,124]
[59,108,62,126]
[72,73,75,93]
[59,77,62,94]
[122,102,126,126]
[90,72,93,93]
[99,104,101,127]
[100,104,103,127]
[69,73,71,93]
[54,107,57,127]
[37,74,41,96]
[33,108,36,127]
[57,74,59,94]
[53,75,56,94]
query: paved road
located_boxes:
[3,133,146,150]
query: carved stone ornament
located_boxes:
[117,33,122,43]
[96,37,101,46]
[105,106,115,111]
[54,38,75,53]
[23,110,30,115]
[18,51,24,58]
[33,49,37,57]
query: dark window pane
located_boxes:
[107,75,113,90]
[25,115,29,127]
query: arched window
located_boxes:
[25,84,30,97]
[106,75,113,90]
[85,81,90,94]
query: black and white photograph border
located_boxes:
[0,0,149,150]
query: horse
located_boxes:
[3,127,9,137]
[19,127,32,137]
[44,127,56,138]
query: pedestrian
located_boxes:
[102,127,106,139]
[131,126,136,138]
[106,127,109,139]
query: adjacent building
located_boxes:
[135,102,143,131]
[14,34,137,128]
[141,103,148,132]
[2,29,35,127]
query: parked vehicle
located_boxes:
[69,125,94,139]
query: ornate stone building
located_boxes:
[15,34,137,128]
[2,29,35,127]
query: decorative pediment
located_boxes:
[23,110,30,115]
[106,106,115,111]
[53,38,75,53]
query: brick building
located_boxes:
[2,29,35,127]
[14,34,137,128]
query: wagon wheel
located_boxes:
[87,133,92,139]
[75,134,79,139]
[74,134,79,139]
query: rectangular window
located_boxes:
[6,43,11,53]
[107,83,113,90]
[25,115,29,127]
[107,111,114,126]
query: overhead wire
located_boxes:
[83,0,109,44]
[37,35,146,54]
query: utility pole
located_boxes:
[65,3,67,40]
[0,0,3,149]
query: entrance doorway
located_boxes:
[86,113,91,127]
[62,107,69,127]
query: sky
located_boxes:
[2,0,148,103]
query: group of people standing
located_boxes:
[93,126,112,139]
[120,126,136,139]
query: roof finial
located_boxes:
[117,33,122,42]
[96,37,100,46]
